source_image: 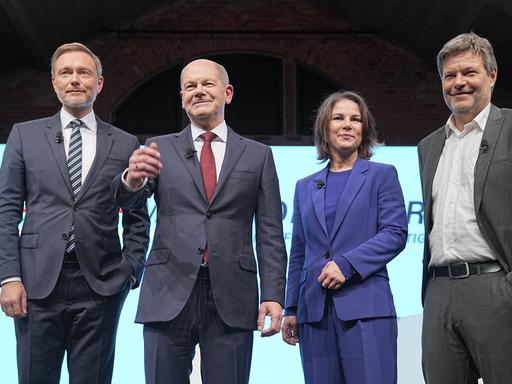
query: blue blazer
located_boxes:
[285,158,408,323]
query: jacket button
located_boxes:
[206,212,212,220]
[198,247,204,254]
[62,233,68,240]
[324,251,330,259]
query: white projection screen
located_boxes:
[0,145,426,383]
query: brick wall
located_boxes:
[2,0,507,145]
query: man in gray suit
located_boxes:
[115,58,287,384]
[418,32,512,383]
[0,42,149,383]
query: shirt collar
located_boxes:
[191,121,228,143]
[444,103,491,137]
[60,108,97,133]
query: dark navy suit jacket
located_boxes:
[0,113,149,299]
[114,125,287,330]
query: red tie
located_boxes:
[200,132,217,202]
[199,131,217,264]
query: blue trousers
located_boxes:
[298,298,397,384]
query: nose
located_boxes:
[342,119,352,130]
[454,73,466,87]
[194,84,206,95]
[70,71,80,84]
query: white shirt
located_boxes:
[191,122,227,180]
[60,108,97,182]
[429,103,496,267]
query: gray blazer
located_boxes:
[115,125,287,330]
[0,113,149,299]
[418,104,512,301]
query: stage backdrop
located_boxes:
[0,145,425,383]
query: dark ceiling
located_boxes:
[1,0,512,91]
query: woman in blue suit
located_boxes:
[281,91,408,384]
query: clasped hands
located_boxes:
[125,142,162,189]
[281,261,346,346]
[318,260,346,290]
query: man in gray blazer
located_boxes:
[418,32,512,383]
[0,42,149,383]
[115,58,287,384]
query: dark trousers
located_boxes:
[14,261,129,384]
[298,297,397,384]
[422,270,512,384]
[143,267,254,384]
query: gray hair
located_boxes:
[437,32,497,77]
[180,59,229,88]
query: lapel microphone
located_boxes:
[479,140,489,152]
[185,148,197,159]
[316,180,326,189]
[55,132,64,144]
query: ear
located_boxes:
[97,76,104,94]
[180,90,185,109]
[489,67,497,87]
[51,77,58,93]
[225,84,234,105]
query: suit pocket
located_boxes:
[19,233,39,248]
[145,249,170,266]
[239,255,257,272]
[231,170,256,180]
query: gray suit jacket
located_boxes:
[115,125,287,330]
[418,104,512,301]
[0,113,149,299]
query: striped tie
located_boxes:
[65,119,83,254]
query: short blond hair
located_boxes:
[51,42,102,78]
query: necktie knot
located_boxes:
[200,132,216,143]
[69,119,83,130]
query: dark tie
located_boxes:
[199,131,217,264]
[65,119,83,254]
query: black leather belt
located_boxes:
[430,261,501,279]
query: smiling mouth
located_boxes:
[451,91,473,96]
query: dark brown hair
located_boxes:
[314,91,378,160]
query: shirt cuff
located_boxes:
[121,168,147,192]
[1,277,22,286]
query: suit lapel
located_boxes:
[214,127,246,203]
[422,128,446,231]
[474,105,504,211]
[77,117,114,201]
[329,158,367,241]
[171,125,208,203]
[311,167,329,239]
[44,113,74,196]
